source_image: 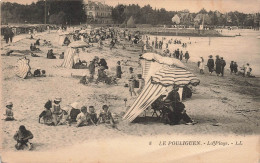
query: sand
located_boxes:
[1,30,260,155]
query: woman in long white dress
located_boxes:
[199,57,205,74]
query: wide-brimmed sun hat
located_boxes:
[70,102,79,109]
[6,101,13,106]
[62,106,71,113]
[164,99,173,105]
[54,97,62,102]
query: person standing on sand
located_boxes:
[116,61,123,79]
[184,51,190,63]
[13,125,33,150]
[180,51,183,61]
[207,55,214,75]
[4,29,9,44]
[244,63,251,77]
[220,57,226,77]
[215,55,221,76]
[233,62,238,74]
[128,67,137,97]
[9,29,14,43]
[176,49,180,59]
[199,57,205,74]
[137,74,145,95]
[88,60,95,80]
[230,61,234,74]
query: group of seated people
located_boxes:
[30,43,40,51]
[33,68,46,77]
[151,86,195,125]
[39,98,115,127]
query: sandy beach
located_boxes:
[1,29,260,156]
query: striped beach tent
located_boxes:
[123,53,200,122]
[15,57,31,79]
[61,41,88,68]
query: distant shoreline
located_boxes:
[126,28,229,37]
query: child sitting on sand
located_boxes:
[4,102,15,121]
[97,105,115,125]
[70,102,81,123]
[13,125,33,150]
[39,100,53,126]
[51,97,62,125]
[89,106,98,124]
[57,106,71,126]
[79,73,88,85]
[76,106,95,127]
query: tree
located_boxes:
[49,11,66,24]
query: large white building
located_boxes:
[84,0,113,24]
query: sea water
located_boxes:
[145,29,260,77]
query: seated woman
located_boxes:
[95,66,107,84]
[39,100,53,126]
[79,73,89,85]
[63,37,71,46]
[35,39,40,46]
[97,105,114,125]
[13,125,33,150]
[98,58,108,69]
[30,43,40,51]
[164,99,195,125]
[73,60,88,69]
[69,102,81,123]
[47,49,56,59]
[33,68,41,77]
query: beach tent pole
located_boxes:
[44,0,47,24]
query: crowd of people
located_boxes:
[38,99,115,127]
[3,24,257,152]
[196,55,254,77]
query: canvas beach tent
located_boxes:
[15,57,31,79]
[126,16,136,28]
[123,53,200,122]
[61,41,89,68]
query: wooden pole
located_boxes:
[44,0,47,24]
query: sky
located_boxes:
[2,0,260,13]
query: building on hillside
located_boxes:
[84,0,113,24]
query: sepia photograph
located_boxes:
[0,0,259,162]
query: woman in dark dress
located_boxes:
[215,55,221,76]
[207,55,215,74]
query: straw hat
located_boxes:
[6,101,13,106]
[62,106,71,113]
[70,102,79,109]
[164,99,173,105]
[54,97,62,102]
